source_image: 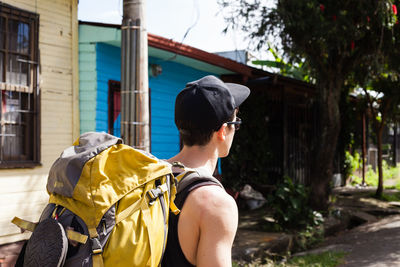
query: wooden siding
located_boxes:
[79,42,97,133]
[0,0,78,245]
[95,43,121,133]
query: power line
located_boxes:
[161,0,200,62]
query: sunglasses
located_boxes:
[226,117,242,131]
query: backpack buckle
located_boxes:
[147,189,158,204]
[171,161,185,169]
[91,237,103,255]
[147,184,168,205]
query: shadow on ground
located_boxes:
[232,186,400,265]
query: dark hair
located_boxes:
[179,111,236,147]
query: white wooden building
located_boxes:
[0,0,79,245]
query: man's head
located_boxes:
[175,75,250,148]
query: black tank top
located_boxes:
[162,179,220,267]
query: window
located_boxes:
[0,3,40,168]
[108,80,121,137]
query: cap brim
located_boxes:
[226,83,250,107]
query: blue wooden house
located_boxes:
[79,21,254,160]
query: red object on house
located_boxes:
[393,4,397,15]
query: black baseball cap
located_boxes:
[175,75,250,132]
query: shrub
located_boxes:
[351,161,400,187]
[268,176,323,230]
[343,151,361,180]
[293,224,325,252]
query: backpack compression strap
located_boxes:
[88,228,104,267]
[168,162,187,215]
[12,218,88,245]
[11,217,37,232]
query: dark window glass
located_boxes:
[6,54,29,86]
[1,91,23,160]
[8,19,30,54]
[0,52,3,82]
[0,17,5,49]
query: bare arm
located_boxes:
[193,186,239,267]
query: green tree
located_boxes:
[251,42,311,81]
[351,2,400,196]
[363,77,400,196]
[220,0,395,210]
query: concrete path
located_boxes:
[233,187,400,266]
[309,214,400,267]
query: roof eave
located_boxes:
[79,21,252,77]
[147,34,252,77]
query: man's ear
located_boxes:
[216,124,227,141]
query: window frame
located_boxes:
[108,80,121,136]
[0,3,40,169]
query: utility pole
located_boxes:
[121,0,150,151]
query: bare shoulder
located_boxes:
[185,185,238,266]
[178,185,238,266]
[185,185,238,223]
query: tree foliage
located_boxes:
[221,0,394,79]
[251,42,312,81]
[220,0,396,210]
[361,74,400,196]
[349,0,400,197]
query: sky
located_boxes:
[78,0,250,54]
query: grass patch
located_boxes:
[372,192,400,202]
[286,251,347,267]
[232,251,347,267]
[351,162,400,188]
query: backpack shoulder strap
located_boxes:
[174,165,223,194]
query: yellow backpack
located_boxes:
[12,132,193,267]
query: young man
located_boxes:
[162,75,250,267]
